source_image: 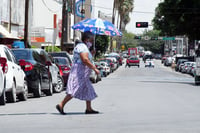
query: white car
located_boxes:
[99,61,110,77]
[145,59,155,68]
[0,65,5,105]
[106,57,118,70]
[89,70,101,83]
[0,45,28,105]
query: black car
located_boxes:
[48,51,73,66]
[12,48,54,97]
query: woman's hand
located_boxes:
[94,68,100,75]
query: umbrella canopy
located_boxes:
[72,18,122,36]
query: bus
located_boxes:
[128,48,137,56]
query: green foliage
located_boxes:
[153,0,200,40]
[45,46,61,52]
[31,45,37,48]
[95,35,109,58]
[121,31,138,49]
[139,30,164,54]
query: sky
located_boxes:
[94,0,162,34]
[33,0,162,35]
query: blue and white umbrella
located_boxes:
[72,18,122,36]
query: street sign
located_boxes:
[162,37,175,40]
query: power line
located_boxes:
[42,0,62,13]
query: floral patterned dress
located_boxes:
[66,43,97,101]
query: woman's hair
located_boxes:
[81,31,94,41]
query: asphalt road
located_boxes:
[0,59,200,133]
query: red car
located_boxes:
[53,57,71,87]
[126,56,140,68]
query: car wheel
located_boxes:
[0,90,6,105]
[33,81,42,98]
[18,80,28,101]
[45,79,53,96]
[53,75,64,93]
[6,81,17,103]
[104,72,107,77]
[195,76,200,85]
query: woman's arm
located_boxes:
[80,52,100,74]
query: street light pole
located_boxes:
[61,0,68,51]
[24,0,29,48]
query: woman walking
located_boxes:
[56,31,100,115]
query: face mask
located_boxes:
[86,42,92,48]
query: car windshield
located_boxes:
[12,50,30,60]
[54,58,70,66]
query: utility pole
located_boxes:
[9,0,11,33]
[24,0,29,48]
[61,0,68,51]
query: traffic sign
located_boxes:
[162,37,175,40]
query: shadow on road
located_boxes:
[139,80,195,86]
[0,112,103,116]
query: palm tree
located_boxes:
[118,0,134,31]
[111,0,134,51]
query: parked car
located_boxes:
[164,57,173,66]
[0,45,28,105]
[182,61,195,74]
[12,48,56,97]
[154,54,162,60]
[94,62,104,77]
[181,62,194,73]
[0,64,5,105]
[48,55,64,93]
[191,63,196,76]
[53,57,71,87]
[107,53,123,66]
[49,51,72,66]
[126,56,140,67]
[176,59,189,72]
[99,61,110,77]
[106,57,118,69]
[161,55,169,64]
[89,68,101,83]
[99,58,115,72]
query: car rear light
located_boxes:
[0,57,8,74]
[63,67,70,74]
[110,63,114,67]
[1,63,8,74]
[20,61,34,71]
[19,59,26,66]
[24,62,34,71]
[57,66,63,76]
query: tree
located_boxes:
[112,0,134,31]
[121,31,137,49]
[95,35,109,58]
[153,0,200,40]
[137,30,164,54]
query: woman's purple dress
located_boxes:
[66,43,97,101]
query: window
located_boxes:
[4,48,12,62]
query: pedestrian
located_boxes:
[56,31,100,115]
[125,58,130,68]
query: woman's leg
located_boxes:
[85,101,99,114]
[60,94,73,108]
[56,94,72,114]
[86,101,92,111]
